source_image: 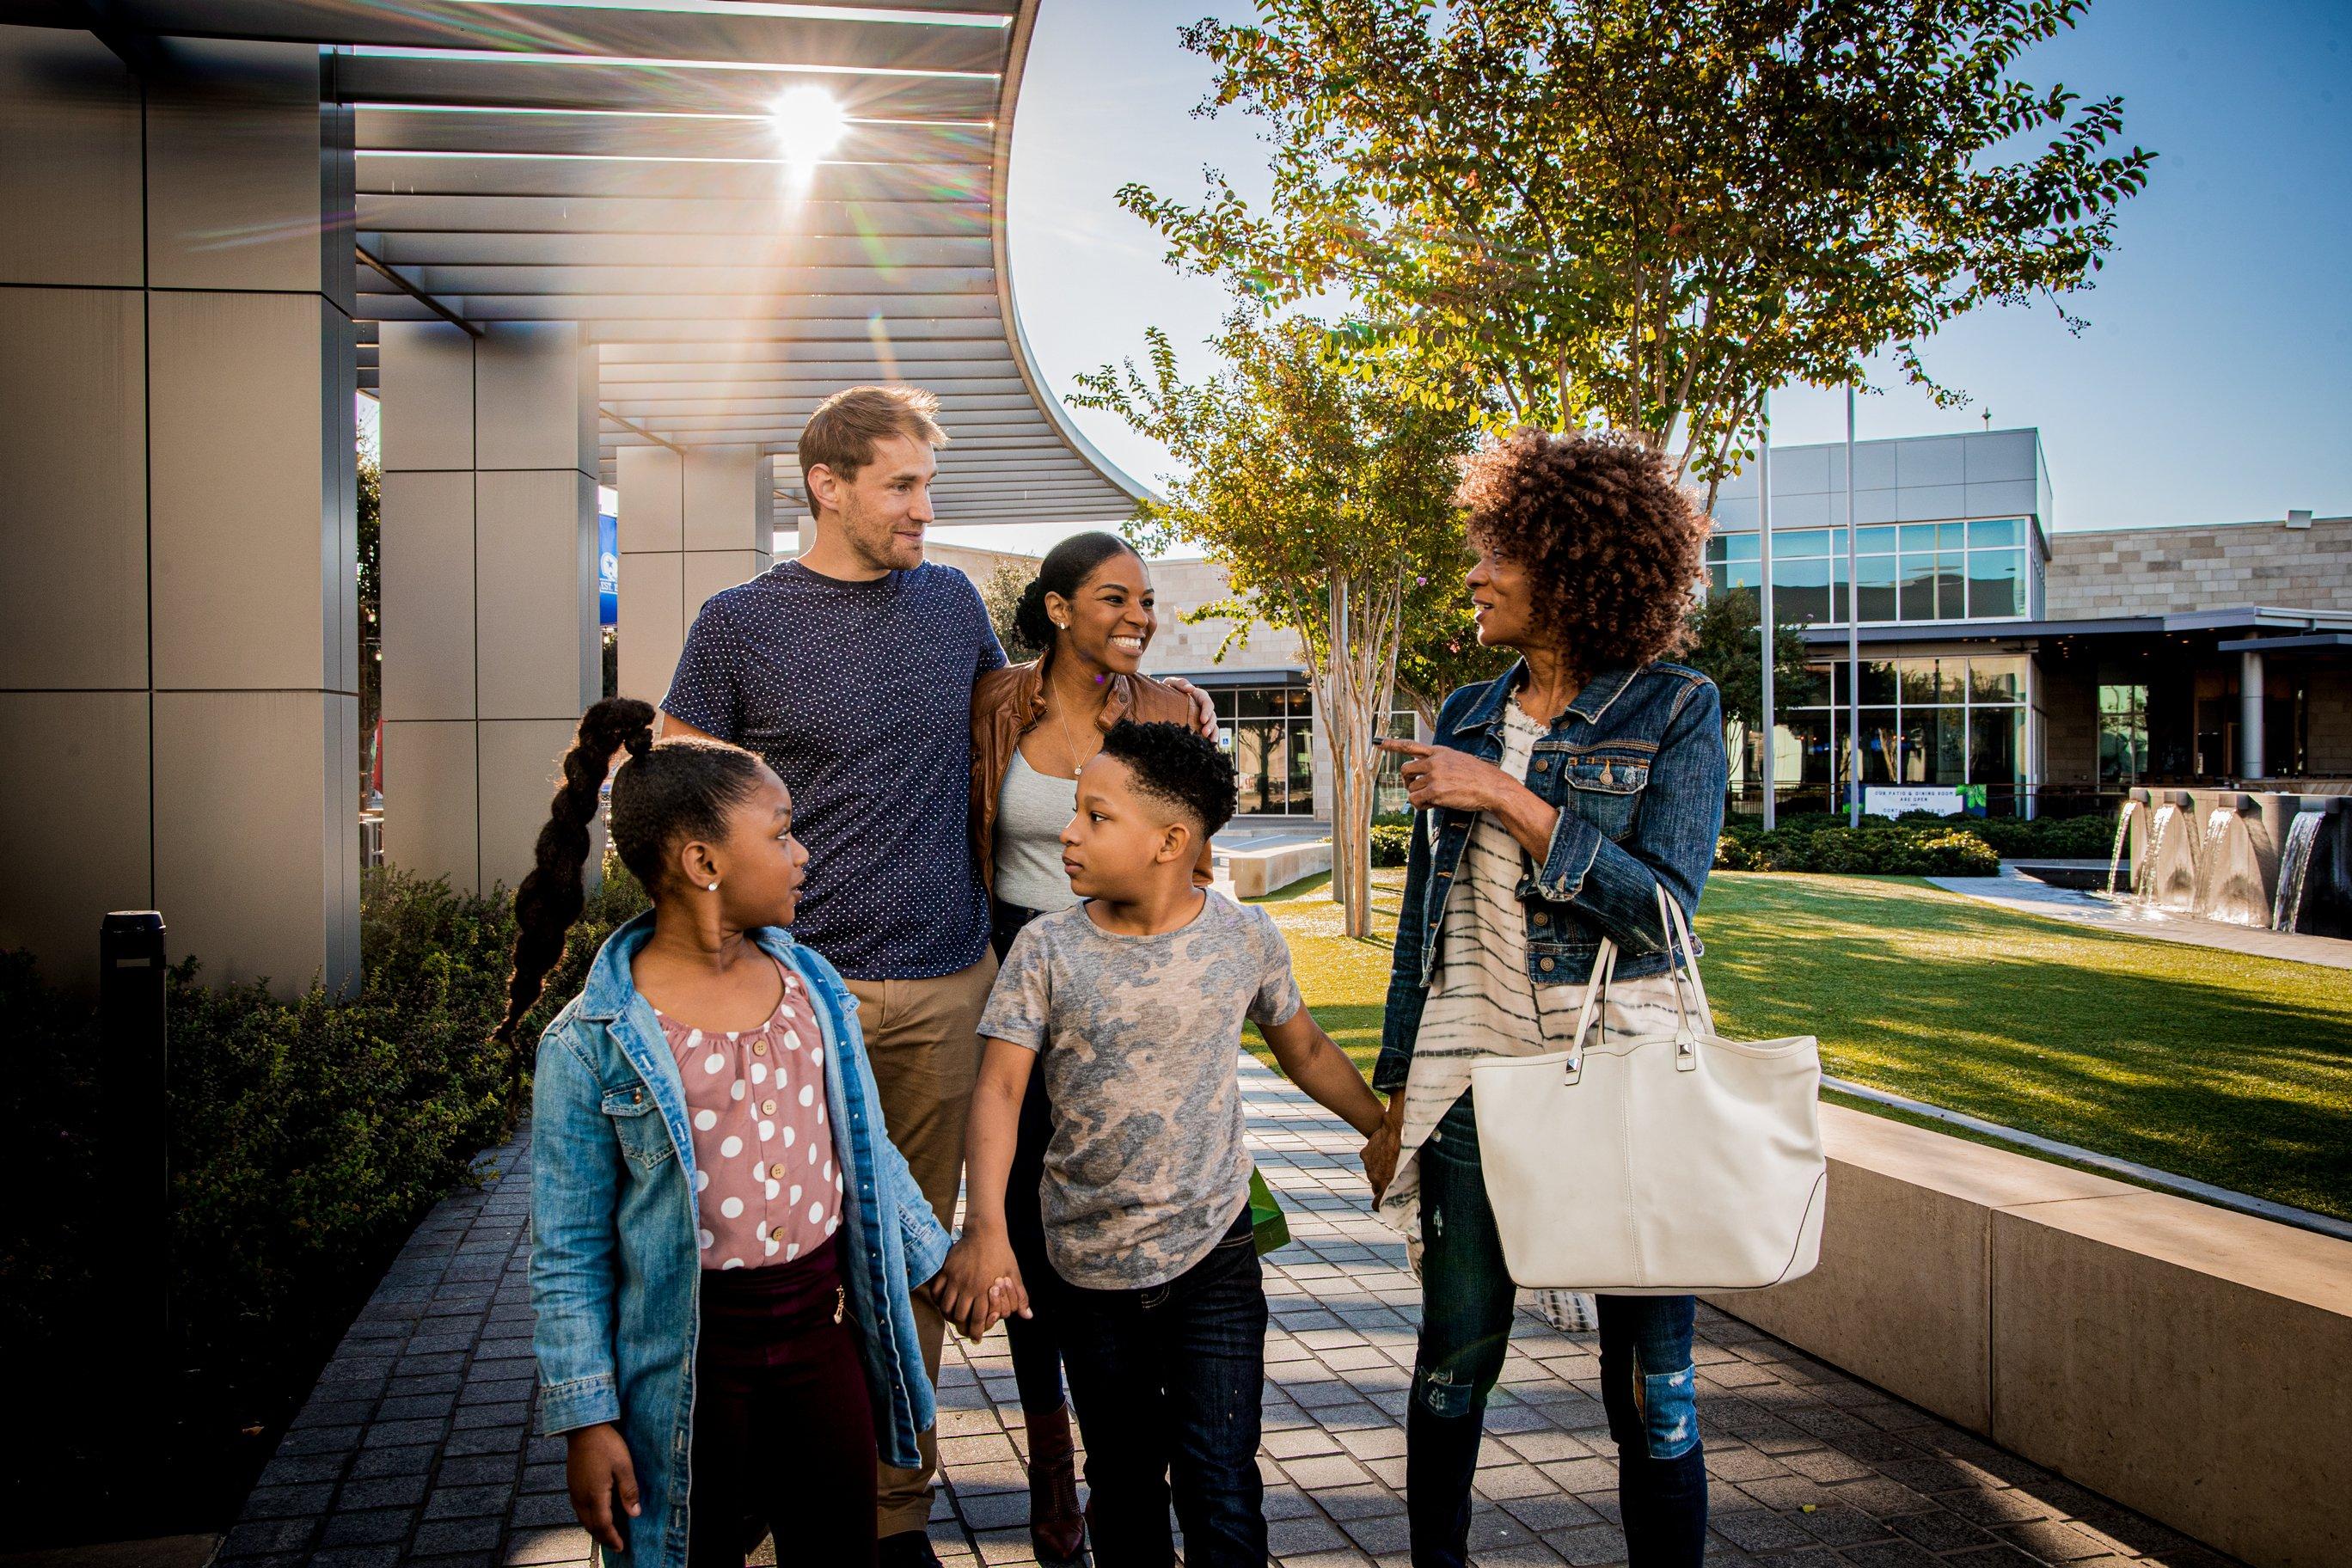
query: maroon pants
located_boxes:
[687,1239,879,1568]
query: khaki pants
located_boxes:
[846,952,997,1539]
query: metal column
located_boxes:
[2240,645,2266,780]
[1757,393,1776,830]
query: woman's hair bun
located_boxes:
[1013,576,1055,652]
[623,725,654,758]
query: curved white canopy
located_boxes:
[54,0,1142,522]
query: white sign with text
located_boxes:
[1864,785,1965,819]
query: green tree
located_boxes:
[981,557,1044,665]
[1682,588,1822,797]
[1124,0,2153,505]
[1394,570,1510,728]
[1071,312,1480,935]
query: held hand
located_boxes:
[1361,1119,1400,1204]
[1165,677,1222,743]
[565,1423,640,1553]
[1377,738,1511,813]
[1362,1093,1406,1203]
[936,1232,1026,1339]
[977,1275,1032,1340]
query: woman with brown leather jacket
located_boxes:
[967,530,1213,1565]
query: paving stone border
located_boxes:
[218,1061,2238,1566]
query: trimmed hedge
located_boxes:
[1715,824,2001,876]
[0,859,651,1534]
[1369,823,1413,867]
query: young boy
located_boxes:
[935,720,1387,1568]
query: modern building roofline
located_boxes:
[988,2,1152,517]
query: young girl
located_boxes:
[499,697,953,1568]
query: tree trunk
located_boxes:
[1318,568,1407,940]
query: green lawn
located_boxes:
[1248,869,2352,1221]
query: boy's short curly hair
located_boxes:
[1100,720,1238,840]
[1455,430,1710,672]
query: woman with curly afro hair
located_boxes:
[1362,431,1727,1567]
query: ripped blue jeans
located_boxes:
[1407,1093,1707,1567]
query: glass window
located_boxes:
[1285,717,1316,808]
[1899,658,1962,706]
[1832,659,1899,706]
[1936,555,1969,618]
[1855,554,1897,622]
[1720,533,1759,561]
[1232,722,1274,814]
[1937,522,1967,550]
[1856,526,1898,554]
[1899,555,1938,621]
[1373,710,1418,813]
[1771,554,1832,624]
[1899,524,1940,550]
[1706,536,1724,564]
[1970,657,2024,702]
[1968,550,2025,618]
[1934,705,1968,781]
[1779,707,1834,786]
[1969,518,2022,548]
[2099,683,2147,783]
[1970,707,2024,786]
[1856,707,1901,784]
[1775,529,1832,559]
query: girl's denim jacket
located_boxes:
[530,912,951,1567]
[1374,660,1727,1095]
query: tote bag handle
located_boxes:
[1559,887,1707,1080]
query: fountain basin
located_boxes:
[2121,787,2352,936]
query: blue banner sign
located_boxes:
[598,512,618,627]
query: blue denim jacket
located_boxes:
[1374,660,1726,1094]
[530,912,951,1568]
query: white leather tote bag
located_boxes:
[1468,890,1825,1295]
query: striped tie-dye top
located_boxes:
[1376,697,1700,1269]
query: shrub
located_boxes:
[0,857,652,1534]
[1369,823,1413,867]
[1715,824,2001,876]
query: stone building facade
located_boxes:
[2046,515,2352,619]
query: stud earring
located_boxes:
[706,880,720,892]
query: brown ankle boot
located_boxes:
[1026,1402,1087,1564]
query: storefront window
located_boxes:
[1212,685,1318,816]
[2098,683,2147,783]
[1796,654,2030,805]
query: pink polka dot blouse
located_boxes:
[654,959,844,1271]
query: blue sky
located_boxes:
[975,0,2350,554]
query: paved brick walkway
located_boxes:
[217,1060,2237,1567]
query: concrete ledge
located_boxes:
[1712,1103,2352,1568]
[1221,838,1331,898]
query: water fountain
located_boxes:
[2191,796,2268,926]
[2105,798,2140,897]
[2138,795,2198,912]
[2114,787,2352,937]
[2274,812,2323,934]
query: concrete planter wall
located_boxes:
[1711,1106,2352,1568]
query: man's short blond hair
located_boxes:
[798,385,948,502]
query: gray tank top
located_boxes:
[994,750,1081,913]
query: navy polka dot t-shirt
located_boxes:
[661,560,1007,980]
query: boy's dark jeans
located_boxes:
[1055,1204,1267,1568]
[1407,1094,1708,1567]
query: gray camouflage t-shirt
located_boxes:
[978,891,1303,1290]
